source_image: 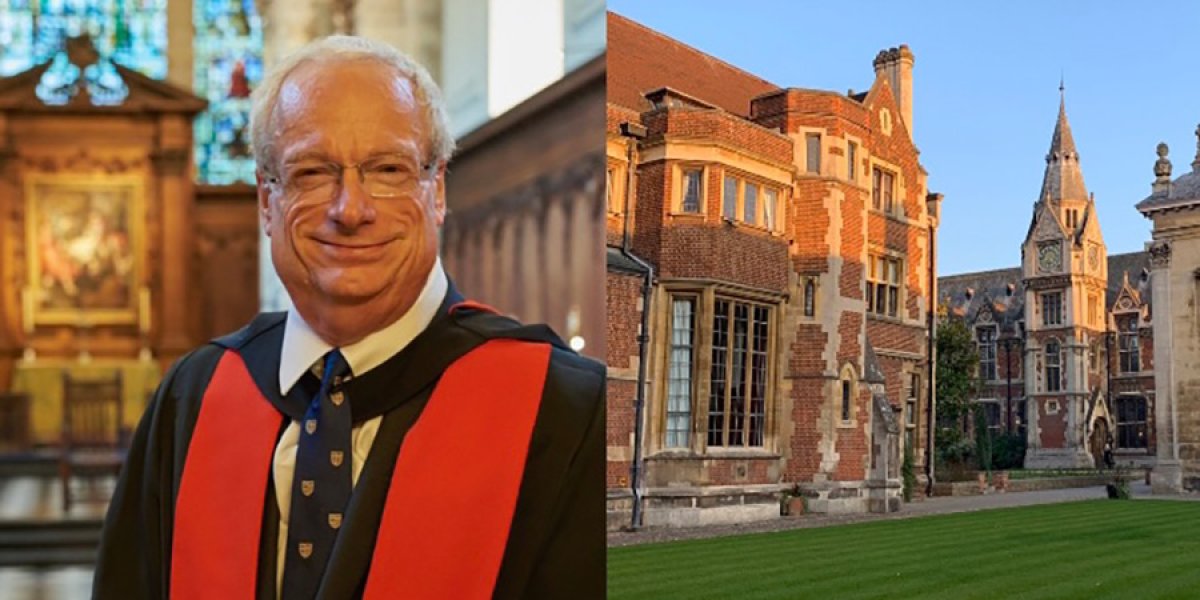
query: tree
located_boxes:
[935,316,980,471]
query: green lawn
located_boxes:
[608,500,1200,599]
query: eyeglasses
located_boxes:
[265,154,436,200]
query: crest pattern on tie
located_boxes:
[281,349,352,598]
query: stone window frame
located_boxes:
[1040,291,1063,327]
[1044,338,1063,393]
[1064,208,1079,229]
[905,371,920,452]
[837,363,859,428]
[720,167,786,233]
[663,293,699,449]
[671,162,708,216]
[606,159,626,216]
[846,139,859,183]
[653,283,783,456]
[1114,394,1148,451]
[802,277,817,317]
[805,133,822,174]
[1117,313,1141,375]
[976,324,998,381]
[866,251,904,319]
[1045,399,1060,415]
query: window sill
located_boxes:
[720,217,784,236]
[1114,449,1149,455]
[668,211,706,219]
[837,420,857,429]
[868,207,909,223]
[648,448,781,460]
[866,312,904,324]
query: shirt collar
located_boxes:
[278,257,448,396]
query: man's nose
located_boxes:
[328,166,377,229]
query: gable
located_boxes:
[864,74,914,147]
[1030,202,1066,242]
[0,44,205,114]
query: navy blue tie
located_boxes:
[281,349,352,599]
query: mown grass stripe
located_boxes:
[608,500,1200,600]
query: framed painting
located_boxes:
[25,174,144,325]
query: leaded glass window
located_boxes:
[0,0,168,105]
[665,297,695,448]
[193,0,263,183]
[708,298,771,448]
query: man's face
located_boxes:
[257,59,445,318]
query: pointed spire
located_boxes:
[1049,91,1078,158]
[1039,89,1088,205]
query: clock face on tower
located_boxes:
[1037,242,1062,273]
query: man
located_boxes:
[92,36,604,599]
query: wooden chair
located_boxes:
[0,392,32,452]
[60,372,126,513]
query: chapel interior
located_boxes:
[0,1,605,594]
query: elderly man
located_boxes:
[92,36,604,600]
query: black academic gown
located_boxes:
[91,287,606,599]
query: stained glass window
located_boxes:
[193,0,263,184]
[0,0,167,105]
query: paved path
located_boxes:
[608,482,1200,548]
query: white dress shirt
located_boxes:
[272,258,448,594]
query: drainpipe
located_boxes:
[925,193,942,496]
[619,121,653,530]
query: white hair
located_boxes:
[250,35,455,172]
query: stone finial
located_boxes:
[1193,123,1200,172]
[1153,142,1172,194]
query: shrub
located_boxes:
[902,444,916,502]
[991,433,1027,470]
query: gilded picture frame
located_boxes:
[25,174,144,325]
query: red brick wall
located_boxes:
[658,224,789,289]
[1038,399,1067,448]
[607,272,642,489]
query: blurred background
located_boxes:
[0,0,604,596]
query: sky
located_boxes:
[606,0,1200,276]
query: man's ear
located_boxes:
[256,171,273,236]
[432,162,447,227]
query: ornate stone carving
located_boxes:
[1193,123,1200,172]
[1155,142,1172,181]
[1148,241,1171,269]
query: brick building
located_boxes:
[940,96,1157,469]
[606,13,940,528]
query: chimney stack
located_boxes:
[873,45,915,140]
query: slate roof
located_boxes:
[606,12,779,117]
[937,251,1151,324]
[1137,128,1200,214]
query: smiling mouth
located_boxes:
[316,238,393,249]
[313,238,397,261]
